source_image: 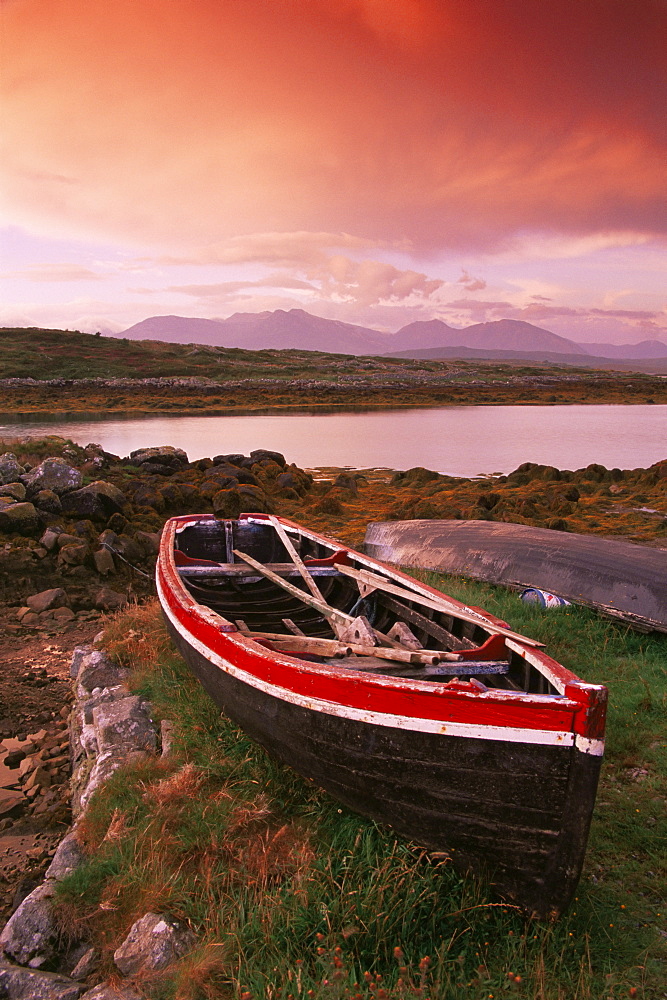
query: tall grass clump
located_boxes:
[56,590,666,999]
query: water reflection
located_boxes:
[0,404,664,478]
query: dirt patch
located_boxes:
[0,615,103,924]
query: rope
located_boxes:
[101,542,154,580]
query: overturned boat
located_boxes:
[156,512,607,918]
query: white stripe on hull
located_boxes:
[158,575,604,756]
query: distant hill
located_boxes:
[576,339,667,359]
[119,309,391,355]
[391,318,588,355]
[118,309,667,362]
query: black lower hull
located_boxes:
[166,618,602,918]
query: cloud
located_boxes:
[457,270,486,292]
[3,263,102,282]
[1,0,665,254]
[168,273,317,299]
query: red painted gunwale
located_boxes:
[157,514,607,741]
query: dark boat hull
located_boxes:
[158,513,606,919]
[164,617,601,920]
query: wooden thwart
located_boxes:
[234,625,458,665]
[334,562,546,648]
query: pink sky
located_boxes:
[1,0,665,343]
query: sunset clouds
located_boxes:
[1,0,665,339]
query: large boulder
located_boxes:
[21,458,82,496]
[0,454,24,486]
[0,962,85,999]
[0,482,25,501]
[0,502,40,535]
[33,489,63,514]
[128,446,188,474]
[26,588,69,614]
[113,912,196,977]
[61,482,126,522]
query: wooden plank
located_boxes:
[379,594,477,650]
[268,514,326,603]
[178,563,340,579]
[233,548,353,629]
[334,563,545,648]
[283,618,306,636]
[232,548,407,651]
[236,629,455,665]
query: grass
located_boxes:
[54,588,666,999]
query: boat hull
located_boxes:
[158,513,605,919]
[163,609,601,919]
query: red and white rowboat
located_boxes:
[157,512,607,918]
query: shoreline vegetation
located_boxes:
[0,438,664,996]
[1,327,667,415]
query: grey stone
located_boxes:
[0,484,25,501]
[69,646,92,680]
[92,697,156,755]
[92,548,115,576]
[0,883,59,968]
[44,832,84,882]
[0,503,40,536]
[33,491,62,514]
[79,982,142,1000]
[0,455,24,487]
[39,528,61,552]
[21,459,82,497]
[133,530,160,556]
[160,720,175,758]
[77,651,128,692]
[61,483,126,522]
[93,588,127,612]
[0,960,84,999]
[113,912,196,977]
[128,446,188,470]
[26,589,69,615]
[68,947,98,982]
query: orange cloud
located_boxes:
[1,0,665,254]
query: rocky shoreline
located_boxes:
[0,642,193,1000]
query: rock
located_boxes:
[0,483,26,501]
[211,488,242,518]
[57,544,89,568]
[26,589,70,614]
[76,650,128,692]
[0,503,40,536]
[51,607,75,623]
[0,882,59,968]
[68,947,98,982]
[0,960,85,999]
[93,587,127,612]
[93,697,156,755]
[33,491,62,514]
[133,530,160,556]
[160,720,175,757]
[21,459,82,497]
[79,982,142,1000]
[129,446,188,470]
[44,832,84,882]
[0,455,24,487]
[56,533,79,549]
[92,548,115,576]
[249,448,286,467]
[113,912,196,977]
[70,647,91,680]
[391,467,441,487]
[0,790,24,817]
[61,483,126,522]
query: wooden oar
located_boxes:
[233,548,404,649]
[268,515,325,603]
[233,548,352,630]
[333,563,546,648]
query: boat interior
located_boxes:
[173,517,562,696]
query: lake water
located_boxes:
[1,405,665,478]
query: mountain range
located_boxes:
[117,309,667,361]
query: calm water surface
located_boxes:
[1,405,664,478]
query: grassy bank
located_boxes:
[2,327,667,412]
[56,587,666,999]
